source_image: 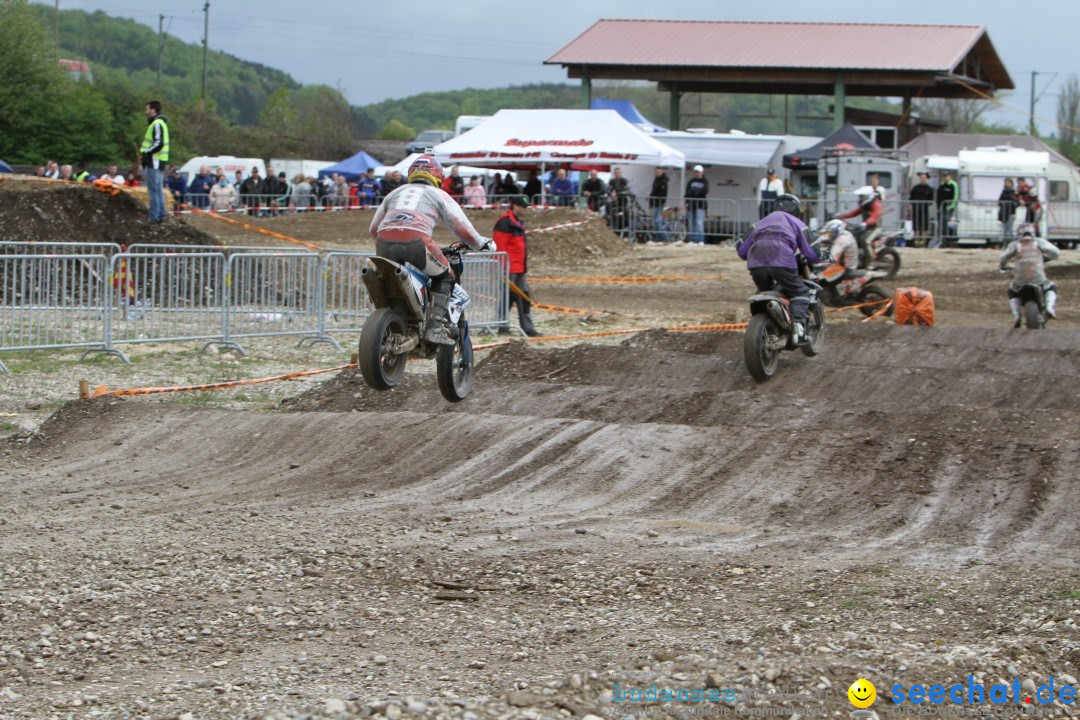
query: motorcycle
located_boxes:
[1015,282,1048,330]
[844,222,901,280]
[743,279,825,382]
[358,241,479,402]
[812,263,895,318]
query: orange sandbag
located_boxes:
[894,287,935,326]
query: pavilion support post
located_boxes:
[580,73,591,109]
[669,84,681,130]
[833,74,846,131]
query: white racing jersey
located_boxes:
[999,236,1060,287]
[370,183,488,251]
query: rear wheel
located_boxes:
[358,308,407,390]
[870,248,900,279]
[1023,300,1044,330]
[744,314,782,381]
[801,303,826,356]
[858,284,895,317]
[437,319,474,402]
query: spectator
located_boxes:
[187,164,214,209]
[358,168,381,207]
[43,160,59,178]
[166,165,187,208]
[347,179,360,207]
[936,171,958,242]
[909,171,934,247]
[498,172,518,198]
[34,166,45,177]
[523,169,542,203]
[126,170,140,187]
[868,172,886,202]
[290,174,312,211]
[381,170,404,195]
[1018,177,1041,231]
[443,165,465,204]
[59,164,74,181]
[684,164,709,245]
[582,169,606,212]
[140,100,170,224]
[463,176,487,206]
[607,167,632,237]
[102,163,125,184]
[333,173,349,206]
[998,177,1019,244]
[649,167,669,242]
[263,165,284,199]
[75,163,90,182]
[209,174,236,211]
[547,168,574,207]
[488,172,504,199]
[493,195,539,337]
[234,169,244,188]
[758,166,783,219]
[239,166,264,211]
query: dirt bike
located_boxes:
[839,221,901,280]
[1014,282,1048,330]
[358,241,479,402]
[744,279,825,382]
[812,263,895,317]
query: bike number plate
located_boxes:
[448,285,470,323]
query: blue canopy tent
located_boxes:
[317,150,382,181]
[590,98,667,133]
[0,159,13,174]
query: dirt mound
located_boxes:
[0,179,215,248]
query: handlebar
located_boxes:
[440,240,494,258]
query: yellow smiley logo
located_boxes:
[848,678,877,708]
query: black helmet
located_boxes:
[774,193,801,217]
[510,194,530,208]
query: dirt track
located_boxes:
[1,181,1079,719]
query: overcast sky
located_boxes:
[38,0,1080,134]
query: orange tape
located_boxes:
[824,298,890,314]
[509,280,608,316]
[177,202,324,251]
[861,299,895,322]
[472,322,747,349]
[92,363,355,397]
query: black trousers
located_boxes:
[750,266,811,323]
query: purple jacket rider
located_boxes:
[737,211,821,270]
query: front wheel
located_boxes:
[801,303,826,357]
[744,314,782,382]
[858,284,895,317]
[871,248,901,279]
[1023,300,1044,330]
[358,308,408,390]
[437,320,474,402]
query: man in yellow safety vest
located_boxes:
[140,100,170,223]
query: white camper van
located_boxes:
[454,115,491,136]
[270,158,335,182]
[177,156,266,181]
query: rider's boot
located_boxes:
[1009,297,1022,328]
[792,322,807,344]
[518,300,540,337]
[423,291,455,346]
[1045,290,1058,319]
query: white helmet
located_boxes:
[819,218,846,239]
[855,186,876,205]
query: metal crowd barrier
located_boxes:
[0,245,510,370]
[0,254,110,372]
[1,241,122,256]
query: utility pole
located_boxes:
[54,0,59,51]
[156,14,165,91]
[1030,70,1038,136]
[200,2,210,112]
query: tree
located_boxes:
[916,98,991,133]
[0,0,66,161]
[1057,75,1080,162]
[378,119,415,141]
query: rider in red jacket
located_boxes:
[493,195,539,336]
[836,186,883,256]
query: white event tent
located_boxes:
[432,109,685,170]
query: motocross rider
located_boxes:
[999,223,1060,327]
[369,155,494,345]
[835,186,883,256]
[737,193,823,344]
[818,218,860,275]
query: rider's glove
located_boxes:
[858,222,867,231]
[484,239,497,253]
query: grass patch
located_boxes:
[175,391,222,406]
[0,422,16,432]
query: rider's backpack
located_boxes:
[894,287,935,326]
